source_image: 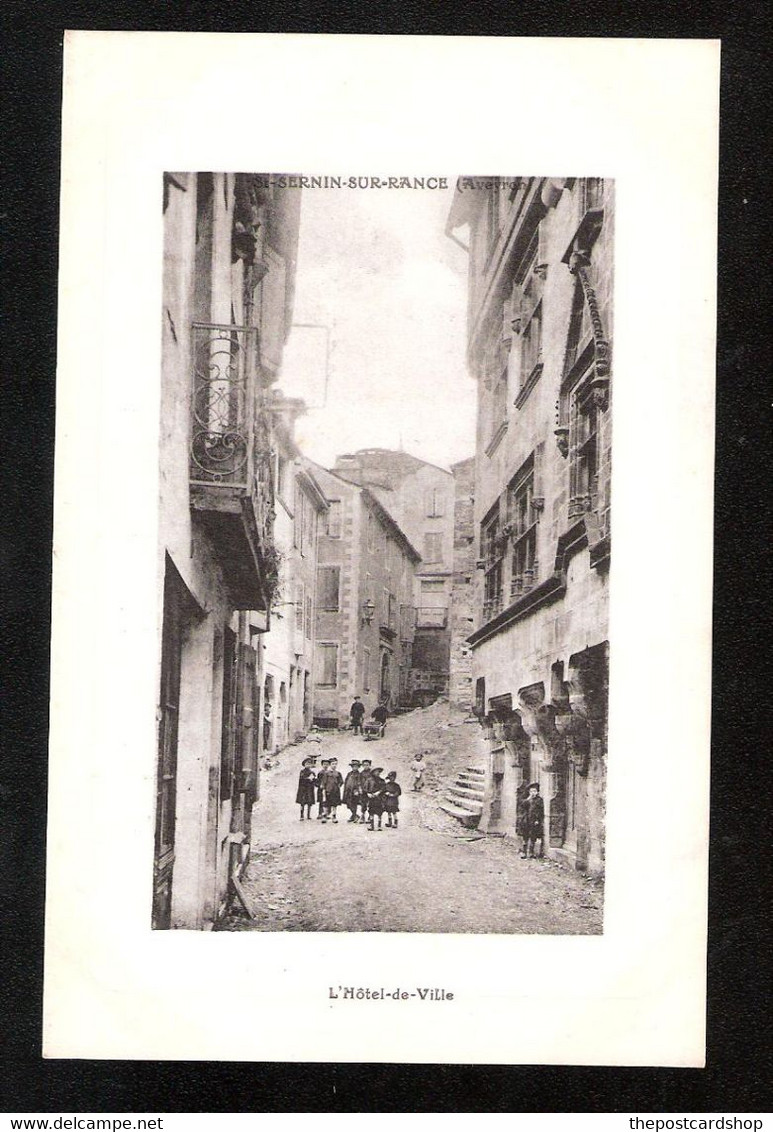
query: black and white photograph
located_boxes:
[156,173,612,935]
[43,33,718,1066]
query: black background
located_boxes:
[2,2,771,1114]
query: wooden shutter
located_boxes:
[318,565,340,611]
[235,643,258,798]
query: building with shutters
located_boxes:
[447,176,612,875]
[331,449,459,704]
[449,456,476,709]
[309,462,420,728]
[260,393,328,754]
[155,172,300,929]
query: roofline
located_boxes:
[334,447,454,477]
[360,487,422,563]
[296,463,329,511]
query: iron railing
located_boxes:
[190,323,259,491]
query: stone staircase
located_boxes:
[438,766,486,829]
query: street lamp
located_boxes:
[361,597,376,626]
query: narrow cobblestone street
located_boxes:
[218,704,603,933]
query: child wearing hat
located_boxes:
[366,767,386,831]
[520,782,545,858]
[295,757,316,821]
[316,759,330,820]
[342,759,363,822]
[383,771,402,829]
[358,759,374,824]
[320,756,343,823]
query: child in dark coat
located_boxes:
[358,759,374,824]
[316,759,330,820]
[321,757,344,823]
[383,770,402,829]
[366,767,386,831]
[295,757,316,820]
[342,759,363,822]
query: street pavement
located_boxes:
[218,708,603,934]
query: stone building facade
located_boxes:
[332,449,456,704]
[310,462,420,728]
[449,457,476,709]
[155,172,300,928]
[447,176,613,875]
[260,393,328,754]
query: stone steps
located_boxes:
[438,801,481,829]
[446,783,485,801]
[439,764,486,829]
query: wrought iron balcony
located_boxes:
[188,323,275,610]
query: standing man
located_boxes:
[342,759,363,823]
[349,695,365,735]
[372,700,388,737]
[520,782,545,859]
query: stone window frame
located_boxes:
[423,531,443,563]
[315,641,339,688]
[480,500,504,623]
[425,486,445,518]
[506,456,539,600]
[326,498,342,538]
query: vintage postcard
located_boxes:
[44,34,718,1064]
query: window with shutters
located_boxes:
[326,499,342,538]
[316,642,339,687]
[317,565,341,611]
[381,586,390,629]
[293,478,302,551]
[425,487,444,517]
[220,627,237,800]
[295,582,305,632]
[423,531,443,563]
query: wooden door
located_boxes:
[153,564,185,929]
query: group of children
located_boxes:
[295,757,402,831]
